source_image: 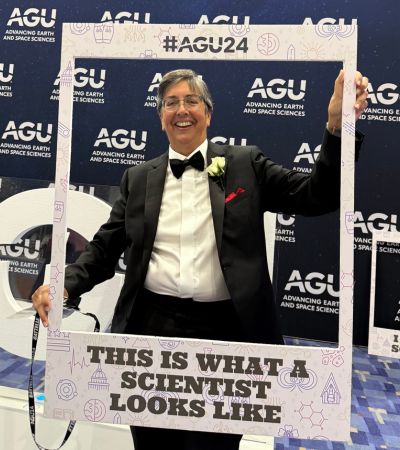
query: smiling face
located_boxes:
[159,80,211,156]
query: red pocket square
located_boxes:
[225,187,246,204]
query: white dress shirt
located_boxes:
[144,139,230,301]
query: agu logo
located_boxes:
[275,214,296,243]
[302,17,357,26]
[277,214,295,227]
[147,73,163,93]
[210,136,247,146]
[100,10,150,23]
[0,63,14,83]
[0,239,40,260]
[7,8,57,28]
[367,82,399,106]
[352,211,399,234]
[198,15,250,26]
[94,129,147,150]
[147,72,204,93]
[54,68,106,89]
[2,121,53,143]
[293,143,321,164]
[285,270,339,297]
[248,78,306,101]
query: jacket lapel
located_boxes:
[142,153,168,268]
[207,142,228,255]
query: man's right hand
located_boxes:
[32,285,68,327]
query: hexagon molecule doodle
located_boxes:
[296,402,326,429]
[341,271,354,288]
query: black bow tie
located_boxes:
[169,151,205,179]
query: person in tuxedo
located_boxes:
[33,68,368,450]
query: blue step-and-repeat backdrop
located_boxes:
[1,1,399,345]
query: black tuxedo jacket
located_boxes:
[65,130,359,344]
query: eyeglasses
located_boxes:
[162,95,204,111]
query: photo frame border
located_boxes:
[44,23,357,441]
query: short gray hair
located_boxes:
[156,69,213,113]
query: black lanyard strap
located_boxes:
[29,308,100,449]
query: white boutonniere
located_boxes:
[206,156,225,177]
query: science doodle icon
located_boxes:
[56,379,78,401]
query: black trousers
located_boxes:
[126,289,244,450]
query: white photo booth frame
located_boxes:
[45,23,357,441]
[368,231,400,358]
